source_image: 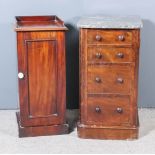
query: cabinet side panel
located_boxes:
[55,31,66,123]
[130,29,140,126]
[17,32,30,122]
[27,40,57,117]
[80,29,88,123]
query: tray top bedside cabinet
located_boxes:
[15,16,69,137]
[77,16,143,140]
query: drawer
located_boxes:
[87,29,132,45]
[87,47,135,63]
[87,65,133,94]
[86,96,131,126]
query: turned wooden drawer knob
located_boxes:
[18,72,24,79]
[96,53,102,59]
[117,78,124,83]
[118,35,125,41]
[95,77,101,83]
[96,35,102,41]
[116,107,123,114]
[116,52,124,58]
[95,107,101,113]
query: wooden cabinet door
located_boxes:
[17,31,66,127]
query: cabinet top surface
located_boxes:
[15,16,68,31]
[77,15,143,29]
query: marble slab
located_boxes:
[77,15,143,29]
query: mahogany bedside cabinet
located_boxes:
[77,16,143,140]
[15,16,69,137]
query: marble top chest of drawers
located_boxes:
[77,16,142,140]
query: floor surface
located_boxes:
[0,109,155,153]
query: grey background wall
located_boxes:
[0,0,155,109]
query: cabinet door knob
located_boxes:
[96,53,102,59]
[117,78,124,84]
[95,107,101,113]
[95,77,101,83]
[116,107,123,114]
[116,52,124,58]
[118,35,125,41]
[96,35,102,41]
[18,72,24,79]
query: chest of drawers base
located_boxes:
[77,123,138,140]
[77,27,141,140]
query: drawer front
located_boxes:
[87,47,135,63]
[87,29,132,45]
[87,65,133,94]
[86,96,131,126]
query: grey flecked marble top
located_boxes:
[77,16,143,29]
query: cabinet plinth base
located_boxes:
[16,112,69,138]
[77,122,138,140]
